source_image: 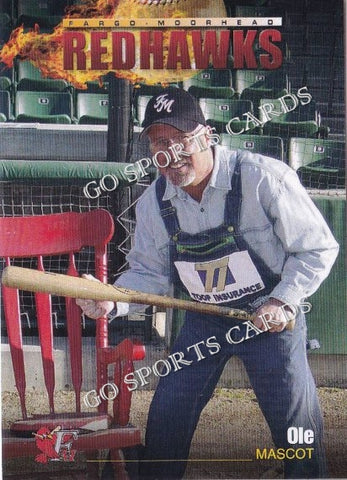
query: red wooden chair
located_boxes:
[0,209,145,479]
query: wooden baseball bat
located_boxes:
[1,266,294,329]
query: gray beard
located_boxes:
[166,165,196,187]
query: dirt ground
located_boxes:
[2,387,346,479]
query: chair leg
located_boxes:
[86,450,101,479]
[110,449,129,480]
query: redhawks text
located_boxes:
[64,28,283,71]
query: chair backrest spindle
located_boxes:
[2,257,27,419]
[0,210,115,418]
[35,254,55,414]
[66,252,83,413]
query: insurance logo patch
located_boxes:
[175,251,265,304]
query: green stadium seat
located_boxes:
[186,85,235,100]
[234,5,284,16]
[219,133,284,162]
[16,61,69,92]
[183,69,232,88]
[135,83,179,96]
[199,98,253,134]
[288,137,345,189]
[135,94,152,126]
[0,76,11,91]
[234,70,289,108]
[17,0,67,17]
[183,70,234,99]
[0,90,11,121]
[259,97,321,139]
[0,13,12,45]
[259,98,321,139]
[76,93,109,124]
[224,0,269,16]
[16,0,66,28]
[74,75,110,96]
[234,71,287,94]
[76,81,109,94]
[0,0,12,15]
[15,91,73,123]
[0,62,13,91]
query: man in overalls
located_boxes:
[78,88,339,479]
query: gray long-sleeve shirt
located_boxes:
[115,146,339,313]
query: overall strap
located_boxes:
[155,175,181,237]
[224,154,242,228]
[224,154,281,287]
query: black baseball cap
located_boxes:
[141,87,206,135]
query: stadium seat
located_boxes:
[76,93,109,124]
[199,98,253,133]
[15,91,73,123]
[16,60,69,92]
[16,0,66,28]
[74,74,110,96]
[135,94,152,126]
[0,12,12,45]
[184,69,232,88]
[0,61,13,91]
[224,0,269,16]
[0,75,11,91]
[288,137,345,189]
[183,70,234,99]
[0,90,11,121]
[16,0,67,17]
[234,5,284,16]
[135,83,179,96]
[259,98,322,139]
[219,133,284,162]
[234,70,289,108]
[186,85,235,100]
[0,0,12,15]
[76,80,109,95]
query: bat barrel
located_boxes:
[1,266,294,330]
[1,266,252,321]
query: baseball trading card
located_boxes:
[0,1,345,479]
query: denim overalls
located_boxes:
[155,157,280,310]
[141,159,327,480]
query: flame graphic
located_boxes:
[0,0,200,88]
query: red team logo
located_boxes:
[33,426,78,463]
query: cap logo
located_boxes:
[153,94,174,113]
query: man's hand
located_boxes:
[252,298,296,333]
[76,274,115,319]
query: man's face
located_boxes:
[146,123,213,188]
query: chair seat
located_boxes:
[263,120,319,137]
[1,211,144,478]
[3,424,142,459]
[10,412,112,436]
[16,113,72,124]
[78,115,108,125]
[188,85,235,99]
